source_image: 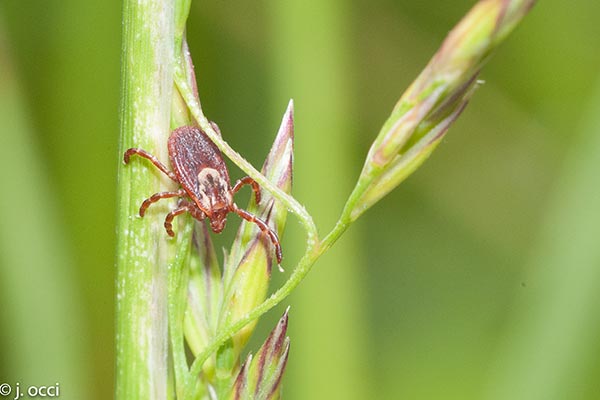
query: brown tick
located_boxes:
[124,125,282,263]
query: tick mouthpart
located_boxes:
[209,212,228,233]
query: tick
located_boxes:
[124,125,282,263]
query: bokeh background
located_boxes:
[1,1,600,399]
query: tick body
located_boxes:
[124,125,282,263]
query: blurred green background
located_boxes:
[1,1,599,399]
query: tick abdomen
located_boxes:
[168,126,231,193]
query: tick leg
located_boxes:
[233,204,282,264]
[232,176,261,204]
[139,189,186,217]
[123,148,178,182]
[187,203,207,223]
[164,201,194,237]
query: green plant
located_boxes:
[116,0,536,398]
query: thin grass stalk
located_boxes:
[116,1,179,398]
[185,0,536,383]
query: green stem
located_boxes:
[167,221,194,398]
[176,56,328,396]
[179,1,538,396]
[116,0,177,399]
[185,216,351,397]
